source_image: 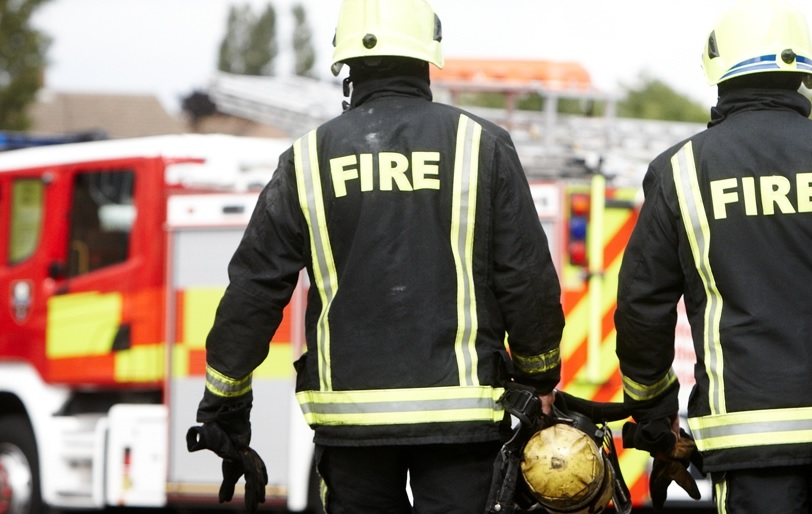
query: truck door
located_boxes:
[0,171,53,368]
[43,159,166,386]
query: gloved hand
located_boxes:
[187,423,268,511]
[189,391,267,512]
[622,418,702,511]
[648,430,701,509]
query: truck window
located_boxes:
[68,169,136,277]
[9,178,44,264]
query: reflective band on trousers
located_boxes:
[688,406,812,452]
[296,385,505,426]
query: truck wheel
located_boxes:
[0,415,46,514]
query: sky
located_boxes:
[30,0,804,115]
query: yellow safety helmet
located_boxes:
[331,0,444,76]
[702,0,812,85]
[520,423,614,514]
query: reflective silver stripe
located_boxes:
[451,114,482,387]
[621,368,677,402]
[671,142,726,415]
[296,385,505,426]
[512,347,561,376]
[205,364,252,398]
[294,129,338,391]
[688,406,812,452]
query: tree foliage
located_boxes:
[291,3,316,77]
[618,74,709,123]
[0,0,52,130]
[218,3,278,76]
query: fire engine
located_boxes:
[0,134,320,513]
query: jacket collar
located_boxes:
[709,88,812,128]
[348,75,433,109]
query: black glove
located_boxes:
[189,391,268,512]
[187,423,268,511]
[622,419,702,510]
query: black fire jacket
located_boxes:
[203,75,564,446]
[615,88,812,472]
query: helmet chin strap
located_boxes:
[341,77,352,112]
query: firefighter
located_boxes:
[614,0,812,512]
[187,0,564,512]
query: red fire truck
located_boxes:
[0,134,322,513]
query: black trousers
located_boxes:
[313,441,502,514]
[712,465,812,514]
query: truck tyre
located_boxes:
[0,414,48,514]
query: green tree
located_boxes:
[217,5,251,74]
[291,3,316,77]
[0,0,52,130]
[218,3,277,76]
[618,74,709,123]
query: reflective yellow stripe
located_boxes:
[296,385,504,426]
[254,345,296,378]
[46,291,122,358]
[672,142,726,414]
[451,115,482,387]
[115,344,164,382]
[622,368,677,402]
[512,347,560,375]
[294,129,338,392]
[183,287,224,348]
[688,406,812,451]
[205,364,252,398]
[617,443,651,494]
[715,477,728,513]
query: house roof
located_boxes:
[28,90,185,139]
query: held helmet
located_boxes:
[520,423,614,514]
[702,0,812,85]
[331,0,444,76]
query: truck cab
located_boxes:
[0,134,318,513]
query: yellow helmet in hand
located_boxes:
[520,423,615,514]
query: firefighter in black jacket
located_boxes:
[187,0,565,512]
[615,1,812,512]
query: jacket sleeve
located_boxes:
[203,149,306,398]
[614,162,683,421]
[491,140,564,393]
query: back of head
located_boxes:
[331,0,444,77]
[702,0,812,89]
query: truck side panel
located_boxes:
[164,194,312,507]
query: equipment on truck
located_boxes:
[0,134,321,513]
